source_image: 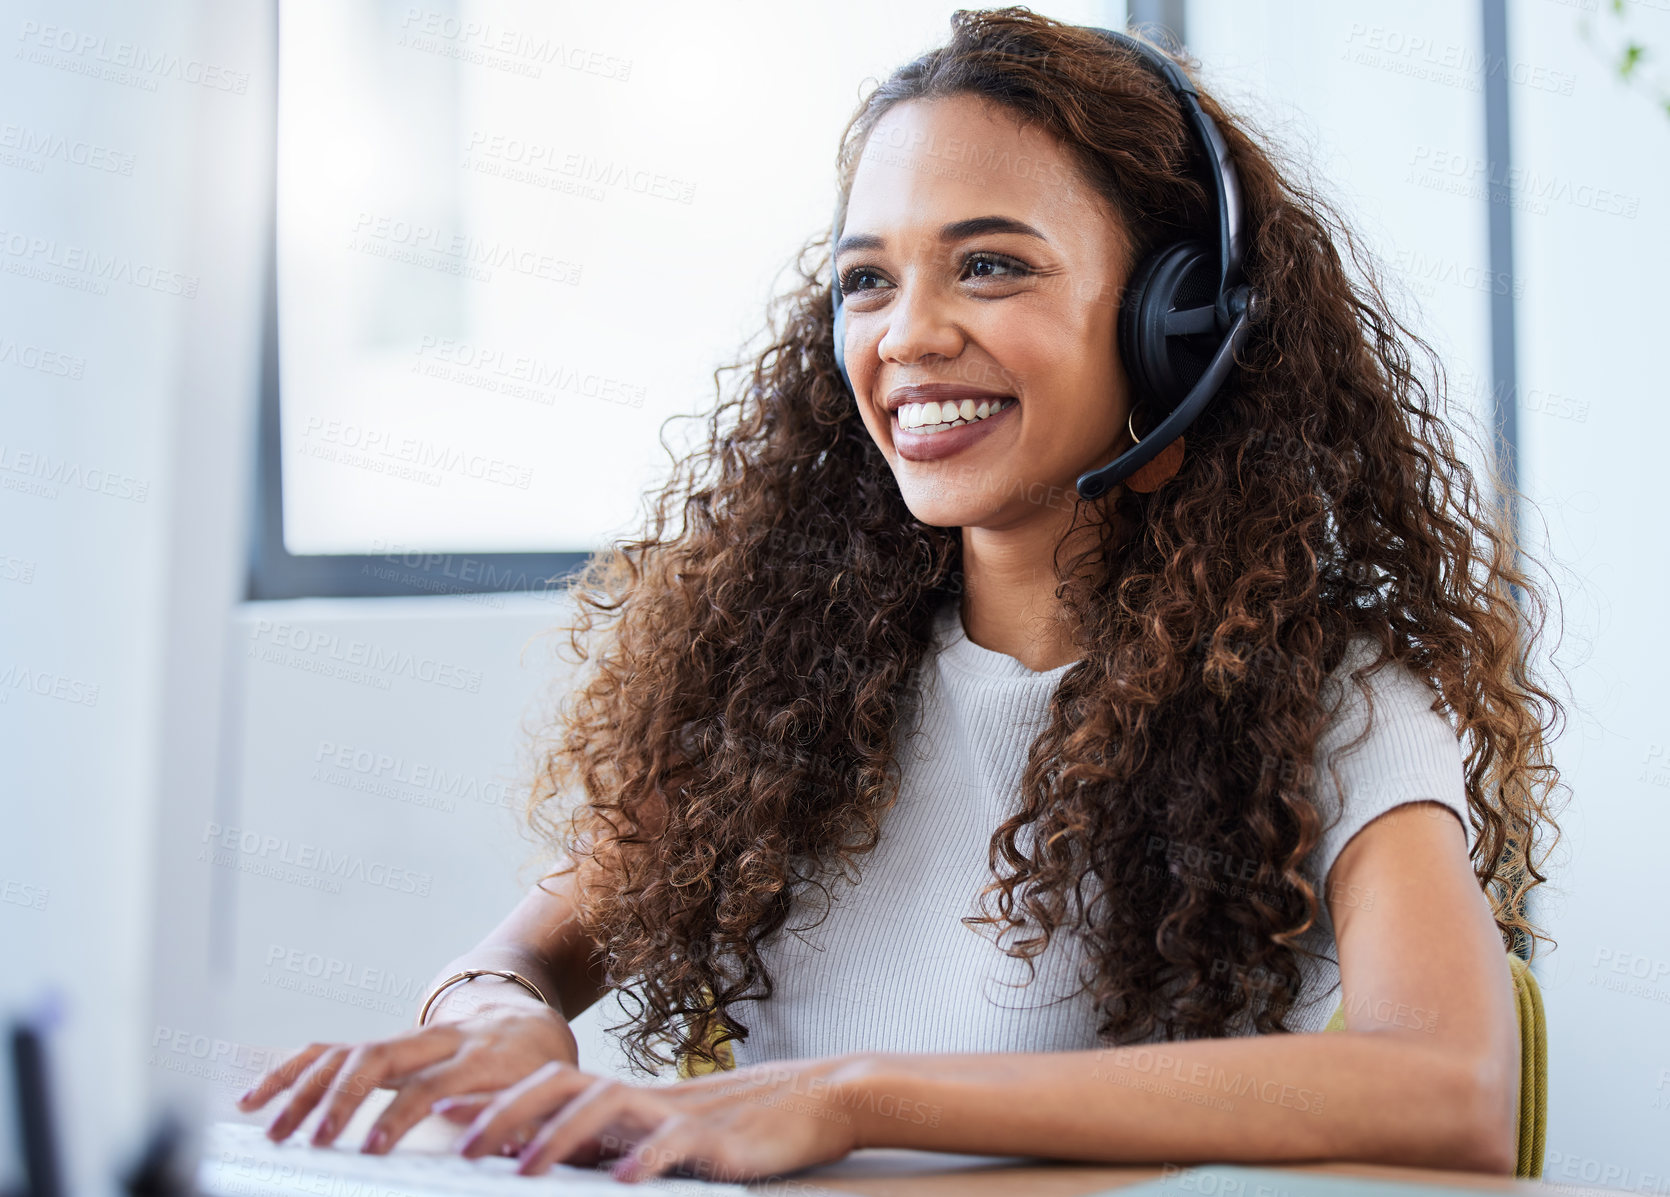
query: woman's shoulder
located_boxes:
[1304,633,1470,883]
[1315,630,1459,734]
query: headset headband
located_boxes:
[1087,27,1245,291]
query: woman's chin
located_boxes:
[893,481,1053,532]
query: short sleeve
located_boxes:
[1304,637,1471,892]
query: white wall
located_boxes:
[1186,0,1498,453]
[1511,0,1670,1186]
[213,592,651,1087]
[0,0,267,1192]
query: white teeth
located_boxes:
[895,396,1014,433]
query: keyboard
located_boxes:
[198,1121,758,1195]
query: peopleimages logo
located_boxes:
[15,20,251,93]
[464,131,696,205]
[0,444,148,501]
[368,538,570,593]
[312,739,516,810]
[396,8,632,82]
[0,227,199,295]
[261,943,426,1009]
[299,416,535,491]
[0,337,85,379]
[247,618,486,693]
[349,211,583,286]
[860,120,1075,189]
[1407,146,1641,219]
[1092,1046,1326,1115]
[1341,23,1576,96]
[198,822,434,898]
[1,878,49,911]
[0,662,99,706]
[0,123,135,175]
[150,1026,282,1076]
[412,336,647,409]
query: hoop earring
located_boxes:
[1122,406,1185,493]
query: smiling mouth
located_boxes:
[895,396,1017,432]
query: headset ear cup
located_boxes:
[1117,249,1169,408]
[831,215,856,399]
[831,287,853,397]
[1117,240,1219,412]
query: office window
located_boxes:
[261,0,1119,594]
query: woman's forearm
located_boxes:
[421,946,571,1023]
[833,1030,1517,1174]
[426,871,610,1023]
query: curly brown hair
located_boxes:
[528,7,1565,1077]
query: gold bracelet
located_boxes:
[416,969,550,1028]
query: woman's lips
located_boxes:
[892,398,1016,462]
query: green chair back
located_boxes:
[1324,951,1546,1178]
[676,1014,735,1079]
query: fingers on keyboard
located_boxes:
[269,1046,350,1142]
[310,1030,461,1149]
[236,1042,331,1114]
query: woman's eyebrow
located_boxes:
[835,215,1049,258]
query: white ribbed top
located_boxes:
[725,599,1470,1066]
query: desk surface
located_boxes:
[290,1103,1624,1197]
[787,1150,1622,1196]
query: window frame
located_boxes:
[246,6,591,601]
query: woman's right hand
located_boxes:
[236,991,582,1156]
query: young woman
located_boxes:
[238,9,1563,1182]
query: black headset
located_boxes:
[830,25,1261,501]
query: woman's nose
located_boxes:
[875,282,965,370]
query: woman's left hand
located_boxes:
[433,1054,870,1182]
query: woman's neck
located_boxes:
[957,518,1099,673]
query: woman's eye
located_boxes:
[964,253,1031,281]
[838,266,887,296]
